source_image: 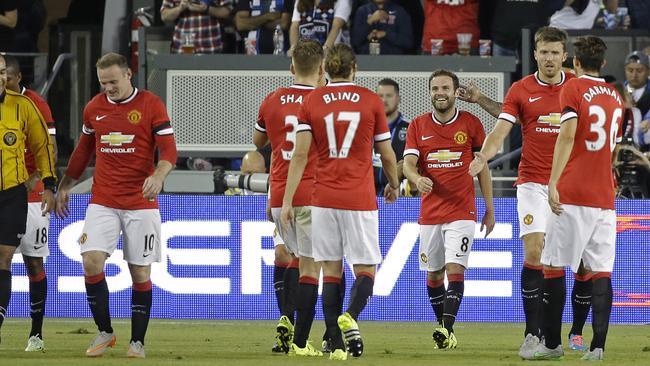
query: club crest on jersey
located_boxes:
[79,233,87,245]
[398,128,407,141]
[127,110,142,124]
[454,131,468,144]
[3,131,17,146]
[536,113,561,133]
[524,214,534,225]
[420,253,428,263]
[426,150,463,169]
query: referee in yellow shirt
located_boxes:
[0,55,56,344]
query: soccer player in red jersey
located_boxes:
[253,39,327,356]
[531,36,623,362]
[403,69,494,349]
[463,27,595,355]
[4,55,57,352]
[55,53,177,359]
[281,44,399,360]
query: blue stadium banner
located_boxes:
[8,196,650,323]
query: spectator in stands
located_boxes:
[234,0,291,54]
[351,0,411,55]
[549,0,618,30]
[373,78,412,195]
[161,0,234,54]
[624,51,650,117]
[422,0,478,55]
[350,0,421,54]
[490,0,551,58]
[627,1,650,30]
[0,0,17,52]
[224,150,267,195]
[288,0,351,55]
[13,0,45,53]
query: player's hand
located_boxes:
[480,209,495,238]
[468,152,486,177]
[41,189,55,216]
[383,184,399,203]
[457,81,481,103]
[548,184,562,215]
[55,189,70,218]
[280,204,294,232]
[142,174,164,201]
[24,173,40,193]
[416,177,433,193]
[266,200,273,222]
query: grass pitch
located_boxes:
[1,319,649,365]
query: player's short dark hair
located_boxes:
[428,69,459,90]
[96,52,129,71]
[3,54,20,74]
[573,36,607,72]
[534,26,568,51]
[325,44,356,79]
[378,78,399,94]
[292,39,324,75]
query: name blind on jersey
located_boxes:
[583,85,623,104]
[323,91,361,104]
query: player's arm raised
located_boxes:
[375,140,399,203]
[548,117,577,215]
[280,129,311,229]
[468,120,514,176]
[457,81,503,118]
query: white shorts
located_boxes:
[542,204,616,273]
[16,203,50,257]
[419,220,475,271]
[517,182,552,238]
[272,206,313,258]
[311,206,381,265]
[79,204,162,266]
[272,227,285,246]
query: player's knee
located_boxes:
[427,269,445,281]
[523,235,543,264]
[128,264,151,283]
[23,256,44,276]
[81,252,107,275]
[274,244,291,263]
[0,246,15,269]
[445,263,466,275]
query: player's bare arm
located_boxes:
[476,164,495,237]
[468,120,514,176]
[548,117,577,215]
[403,155,432,193]
[55,175,78,218]
[253,129,269,149]
[375,140,399,203]
[457,81,503,118]
[142,160,174,200]
[280,131,312,229]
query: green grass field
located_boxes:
[1,319,649,365]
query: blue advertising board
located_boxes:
[7,196,650,323]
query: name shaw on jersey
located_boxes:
[323,91,361,104]
[280,94,304,105]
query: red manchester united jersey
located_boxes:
[297,82,390,211]
[81,88,174,209]
[256,84,316,208]
[557,75,623,210]
[22,87,56,203]
[499,71,574,186]
[404,109,485,224]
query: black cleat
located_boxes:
[346,337,364,357]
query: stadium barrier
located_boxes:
[8,195,650,323]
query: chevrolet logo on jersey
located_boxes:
[101,132,135,146]
[427,150,462,163]
[536,113,562,134]
[426,150,463,169]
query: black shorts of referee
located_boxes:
[0,184,27,246]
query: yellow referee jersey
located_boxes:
[0,89,56,191]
